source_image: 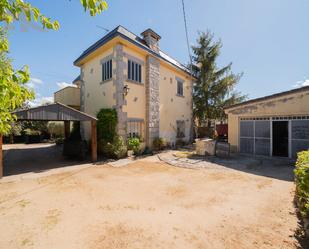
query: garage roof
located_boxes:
[225,85,309,110]
[12,102,97,121]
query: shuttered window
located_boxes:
[102,59,112,81]
[128,60,142,83]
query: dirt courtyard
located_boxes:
[0,149,306,248]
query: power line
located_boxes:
[96,25,110,33]
[181,0,193,76]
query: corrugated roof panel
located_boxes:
[13,103,97,121]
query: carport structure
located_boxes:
[0,102,97,178]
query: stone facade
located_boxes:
[143,34,159,53]
[145,55,160,147]
[141,29,161,53]
[112,44,128,141]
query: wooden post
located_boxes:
[91,120,97,163]
[64,121,70,139]
[0,135,3,178]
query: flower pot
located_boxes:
[127,150,134,157]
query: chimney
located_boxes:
[141,28,161,53]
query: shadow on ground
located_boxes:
[3,143,90,176]
[293,196,309,249]
[172,150,295,182]
[206,154,295,182]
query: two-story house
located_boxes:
[55,26,194,148]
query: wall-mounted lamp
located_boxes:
[123,84,130,97]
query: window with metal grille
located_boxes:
[128,60,142,83]
[102,59,112,81]
[177,80,184,96]
[127,120,144,139]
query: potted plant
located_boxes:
[127,137,140,157]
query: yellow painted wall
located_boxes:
[74,36,193,143]
[82,47,115,140]
[159,64,192,144]
[54,87,80,109]
[226,89,309,152]
[122,46,146,135]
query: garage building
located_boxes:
[225,86,309,158]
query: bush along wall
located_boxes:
[294,150,309,236]
[96,108,127,159]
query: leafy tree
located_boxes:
[192,31,246,127]
[0,0,108,135]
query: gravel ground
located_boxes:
[0,144,307,249]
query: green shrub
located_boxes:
[153,137,166,151]
[98,140,114,158]
[112,136,127,159]
[127,137,140,155]
[68,121,81,141]
[24,128,41,136]
[55,137,64,145]
[294,150,309,218]
[98,136,127,159]
[47,121,64,138]
[97,109,117,143]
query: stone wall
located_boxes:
[145,55,160,147]
[113,44,128,141]
[144,34,159,53]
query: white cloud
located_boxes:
[27,77,43,89]
[30,77,43,84]
[293,79,309,88]
[57,81,76,89]
[28,96,53,107]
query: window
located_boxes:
[102,59,112,82]
[177,80,184,96]
[176,120,185,138]
[127,120,144,138]
[128,60,142,83]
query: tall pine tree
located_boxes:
[192,31,246,127]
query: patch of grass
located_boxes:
[43,209,62,231]
[21,238,33,246]
[17,199,31,208]
[173,151,196,158]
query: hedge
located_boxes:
[294,150,309,218]
[96,108,117,143]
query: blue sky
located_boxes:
[8,0,309,105]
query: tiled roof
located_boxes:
[74,25,191,75]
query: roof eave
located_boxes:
[224,85,309,111]
[73,30,193,77]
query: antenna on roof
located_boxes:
[96,25,110,33]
